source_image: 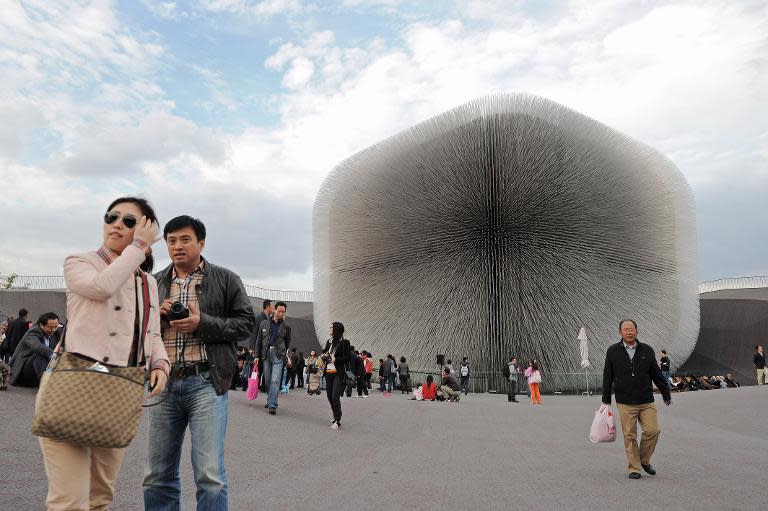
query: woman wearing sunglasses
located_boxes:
[38,197,170,511]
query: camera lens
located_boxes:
[171,302,183,313]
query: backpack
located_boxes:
[460,364,469,377]
[502,364,510,378]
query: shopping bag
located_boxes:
[412,386,423,401]
[589,403,616,443]
[247,367,259,400]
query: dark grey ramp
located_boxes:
[680,297,768,383]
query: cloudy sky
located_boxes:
[1,0,766,290]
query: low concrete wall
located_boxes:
[0,290,321,352]
[0,290,67,323]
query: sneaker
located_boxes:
[268,407,277,415]
[331,421,340,429]
[641,464,656,475]
[628,472,642,480]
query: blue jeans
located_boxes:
[143,371,228,511]
[262,349,284,409]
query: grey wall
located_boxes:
[0,290,67,324]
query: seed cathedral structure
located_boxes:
[313,93,699,388]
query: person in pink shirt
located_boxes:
[525,360,542,405]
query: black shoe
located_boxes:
[268,407,277,415]
[628,472,642,479]
[264,404,268,408]
[511,399,518,402]
[641,464,656,475]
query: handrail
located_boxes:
[698,276,768,294]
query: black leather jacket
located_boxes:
[155,259,256,395]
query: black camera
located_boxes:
[167,301,190,321]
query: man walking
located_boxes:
[10,312,59,387]
[249,299,273,391]
[754,345,767,385]
[603,319,671,479]
[459,357,470,395]
[144,215,255,510]
[255,301,291,415]
[503,356,520,402]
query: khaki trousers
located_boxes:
[441,385,460,399]
[757,368,768,385]
[36,372,127,510]
[616,402,660,474]
[39,437,126,511]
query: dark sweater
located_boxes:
[602,340,671,405]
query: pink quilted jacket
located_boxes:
[63,244,169,373]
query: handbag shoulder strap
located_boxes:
[137,271,151,367]
[54,323,67,354]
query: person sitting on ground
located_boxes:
[723,374,740,388]
[422,374,438,401]
[440,366,461,402]
[10,312,60,387]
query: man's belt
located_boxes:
[174,362,210,379]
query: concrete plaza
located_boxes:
[1,383,764,511]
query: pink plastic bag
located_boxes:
[247,367,259,401]
[589,404,616,443]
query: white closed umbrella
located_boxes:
[578,327,591,369]
[578,327,591,395]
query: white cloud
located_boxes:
[197,0,302,16]
[142,1,180,19]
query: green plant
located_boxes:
[1,273,17,290]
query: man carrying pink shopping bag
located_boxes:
[590,403,616,442]
[247,367,259,400]
[602,319,671,479]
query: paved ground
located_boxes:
[1,384,765,511]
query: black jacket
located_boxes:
[323,338,351,376]
[255,318,291,361]
[3,317,30,356]
[10,326,55,386]
[155,259,256,395]
[602,340,671,405]
[246,311,269,350]
[754,352,766,369]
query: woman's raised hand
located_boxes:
[134,216,161,246]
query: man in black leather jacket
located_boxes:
[144,215,255,511]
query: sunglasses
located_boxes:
[104,212,138,229]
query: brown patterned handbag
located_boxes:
[31,272,151,448]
